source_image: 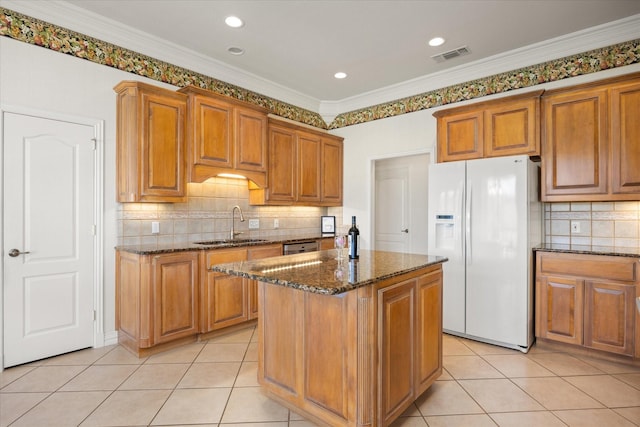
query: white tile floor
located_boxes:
[1,328,640,426]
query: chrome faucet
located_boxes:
[230,205,245,240]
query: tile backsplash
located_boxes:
[545,201,640,248]
[117,177,344,246]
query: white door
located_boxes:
[3,112,96,367]
[374,154,429,254]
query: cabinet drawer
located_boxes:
[206,248,247,267]
[538,252,637,282]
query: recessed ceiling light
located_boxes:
[429,37,445,47]
[225,16,244,28]
[228,47,245,55]
[334,72,347,79]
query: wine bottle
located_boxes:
[348,216,359,259]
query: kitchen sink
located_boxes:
[193,239,268,245]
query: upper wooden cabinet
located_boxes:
[178,86,268,187]
[541,73,640,201]
[250,119,344,206]
[114,81,187,202]
[434,90,542,163]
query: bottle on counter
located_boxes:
[348,258,358,284]
[348,216,359,259]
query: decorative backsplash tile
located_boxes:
[545,201,640,248]
[117,178,329,246]
[1,7,639,130]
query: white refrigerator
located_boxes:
[427,155,542,352]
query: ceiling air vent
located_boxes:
[431,46,471,63]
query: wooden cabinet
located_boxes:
[200,244,283,332]
[321,136,343,204]
[434,90,542,163]
[179,86,268,187]
[318,237,335,250]
[250,119,344,206]
[201,248,248,332]
[535,251,638,357]
[378,270,442,425]
[114,81,187,202]
[247,244,282,319]
[584,280,636,355]
[541,72,640,201]
[115,250,199,356]
[610,79,640,195]
[258,264,442,427]
[297,130,322,203]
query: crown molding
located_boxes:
[0,0,321,113]
[324,13,640,117]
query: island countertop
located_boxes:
[210,249,447,295]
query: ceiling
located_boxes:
[4,0,640,111]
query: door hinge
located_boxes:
[91,225,97,235]
[91,138,97,150]
[93,310,97,321]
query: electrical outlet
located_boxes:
[151,221,160,234]
[248,219,260,229]
[274,219,279,229]
[570,221,581,234]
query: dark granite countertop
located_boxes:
[210,249,448,295]
[534,243,640,258]
[116,234,332,255]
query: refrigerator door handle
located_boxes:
[466,184,472,265]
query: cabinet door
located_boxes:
[415,271,442,395]
[191,95,233,168]
[537,276,584,345]
[436,110,483,162]
[152,252,199,344]
[297,131,322,202]
[611,80,640,195]
[484,96,539,157]
[247,245,283,319]
[202,249,248,332]
[320,137,343,205]
[116,82,187,202]
[235,107,267,172]
[584,281,635,355]
[541,88,608,200]
[267,125,297,202]
[379,279,415,425]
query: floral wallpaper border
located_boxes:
[330,38,640,129]
[1,7,639,130]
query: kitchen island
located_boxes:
[212,250,447,427]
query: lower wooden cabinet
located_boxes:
[258,264,443,427]
[535,251,638,357]
[117,243,284,355]
[116,250,199,355]
[201,248,249,332]
[201,244,284,332]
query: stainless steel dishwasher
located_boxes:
[282,241,319,255]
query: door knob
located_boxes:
[8,249,30,257]
[401,229,409,233]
